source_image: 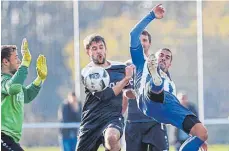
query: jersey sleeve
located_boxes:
[23,83,41,104]
[129,12,156,70]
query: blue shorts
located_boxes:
[138,91,195,131]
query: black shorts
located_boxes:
[125,122,169,151]
[1,133,24,151]
[76,117,124,151]
[183,115,201,134]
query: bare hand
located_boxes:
[152,4,165,19]
[125,65,135,80]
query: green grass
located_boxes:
[25,145,229,151]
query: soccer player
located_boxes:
[76,34,134,151]
[129,4,208,151]
[123,31,170,151]
[1,39,48,151]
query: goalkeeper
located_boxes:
[1,38,48,151]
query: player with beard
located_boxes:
[76,34,134,151]
[123,32,170,151]
[1,39,48,151]
[129,4,208,151]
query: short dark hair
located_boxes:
[83,34,107,50]
[141,30,151,43]
[1,45,17,63]
[161,48,173,62]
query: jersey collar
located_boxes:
[1,72,12,77]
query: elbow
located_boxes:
[124,89,136,99]
[24,100,32,104]
[24,96,35,104]
[8,84,23,96]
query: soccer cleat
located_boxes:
[147,53,163,86]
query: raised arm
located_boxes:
[24,55,48,104]
[130,4,165,69]
[23,84,41,104]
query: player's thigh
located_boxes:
[182,115,201,134]
[1,133,24,151]
[183,115,207,141]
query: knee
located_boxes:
[105,134,119,146]
[199,128,208,141]
[190,123,208,141]
[104,128,121,150]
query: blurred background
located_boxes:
[1,1,229,151]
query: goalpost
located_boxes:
[23,0,82,130]
[196,0,204,123]
[196,0,229,125]
[74,0,81,100]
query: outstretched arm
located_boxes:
[130,4,165,69]
[24,55,48,104]
[130,12,155,49]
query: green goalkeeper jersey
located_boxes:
[1,66,41,143]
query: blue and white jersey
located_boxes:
[159,70,176,96]
[135,60,176,98]
[125,59,156,122]
[128,10,195,132]
[129,11,176,97]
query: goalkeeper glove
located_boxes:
[21,38,32,67]
[33,55,48,86]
